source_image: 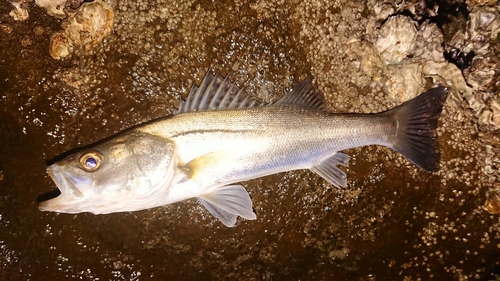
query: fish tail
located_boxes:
[388,87,448,172]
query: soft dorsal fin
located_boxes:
[274,77,326,110]
[175,71,264,114]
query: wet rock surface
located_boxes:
[0,0,499,280]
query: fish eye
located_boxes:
[80,151,104,172]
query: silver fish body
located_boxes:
[142,107,391,200]
[40,71,448,227]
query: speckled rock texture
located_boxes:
[0,0,499,280]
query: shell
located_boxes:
[464,56,497,89]
[480,98,500,129]
[384,63,424,102]
[421,61,476,105]
[491,99,500,128]
[49,1,114,60]
[484,187,500,215]
[375,15,417,65]
[9,1,29,21]
[49,32,71,60]
[466,0,499,5]
[464,6,500,54]
[413,22,445,62]
[35,0,68,19]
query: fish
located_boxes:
[39,71,448,227]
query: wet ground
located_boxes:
[1,0,499,280]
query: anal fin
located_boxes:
[310,152,350,188]
[197,198,238,227]
[197,185,256,227]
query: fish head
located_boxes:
[39,131,178,214]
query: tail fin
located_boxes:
[388,87,448,172]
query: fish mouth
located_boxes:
[39,165,85,213]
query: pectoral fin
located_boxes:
[197,185,256,227]
[310,152,350,188]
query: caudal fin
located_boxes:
[388,87,448,172]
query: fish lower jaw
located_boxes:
[38,195,88,214]
[39,195,165,214]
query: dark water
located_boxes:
[0,1,499,280]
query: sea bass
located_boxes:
[39,71,448,227]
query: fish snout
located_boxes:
[39,165,86,212]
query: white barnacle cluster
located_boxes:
[345,1,500,215]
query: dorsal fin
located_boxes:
[274,77,326,110]
[175,71,264,114]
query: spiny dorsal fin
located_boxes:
[175,71,264,114]
[274,77,326,110]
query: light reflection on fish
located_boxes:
[39,71,448,227]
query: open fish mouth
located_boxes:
[39,165,84,213]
